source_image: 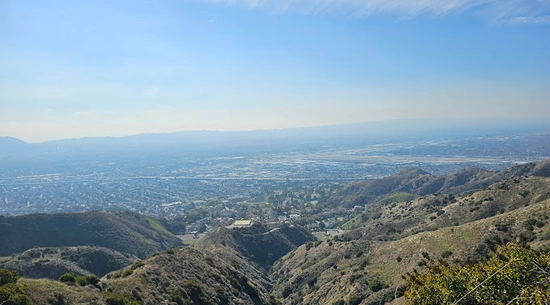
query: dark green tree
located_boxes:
[0,269,19,286]
[0,269,32,305]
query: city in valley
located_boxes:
[1,122,549,236]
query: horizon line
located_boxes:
[3,118,550,144]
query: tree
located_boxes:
[0,269,19,286]
[404,243,550,305]
[0,269,32,305]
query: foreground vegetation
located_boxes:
[0,269,32,305]
[405,243,550,304]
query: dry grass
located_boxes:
[22,278,104,305]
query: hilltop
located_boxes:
[22,246,281,305]
[101,247,280,305]
[193,222,317,294]
[0,246,138,280]
[196,222,316,269]
[0,211,183,259]
[0,136,30,155]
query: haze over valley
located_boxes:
[1,121,549,233]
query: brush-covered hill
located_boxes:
[0,211,182,258]
[103,247,280,305]
[22,246,281,305]
[342,175,550,238]
[330,159,550,208]
[196,223,316,270]
[0,246,138,280]
[12,222,315,305]
[271,176,550,305]
[332,167,436,208]
[192,222,317,296]
[272,201,550,305]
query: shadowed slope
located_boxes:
[0,246,139,279]
[0,211,182,258]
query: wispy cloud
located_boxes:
[200,0,550,23]
[496,15,550,24]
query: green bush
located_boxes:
[102,291,142,305]
[349,273,362,284]
[348,295,363,305]
[75,275,87,286]
[170,288,186,305]
[49,293,66,305]
[0,269,32,305]
[281,285,293,298]
[441,250,453,258]
[369,279,388,292]
[519,230,536,242]
[130,261,145,270]
[122,269,133,277]
[85,274,100,285]
[59,273,76,283]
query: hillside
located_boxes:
[0,211,182,258]
[7,222,314,305]
[196,223,316,269]
[271,176,550,304]
[332,167,435,208]
[22,246,280,305]
[104,247,280,305]
[342,175,550,238]
[272,201,550,304]
[0,246,138,279]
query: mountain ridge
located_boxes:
[0,211,182,259]
[330,159,550,208]
[0,246,139,280]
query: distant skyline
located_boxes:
[1,0,549,142]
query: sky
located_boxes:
[1,0,549,142]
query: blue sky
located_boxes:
[1,0,549,142]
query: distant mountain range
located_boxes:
[2,119,550,157]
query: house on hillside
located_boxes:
[227,220,253,229]
[288,214,301,221]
